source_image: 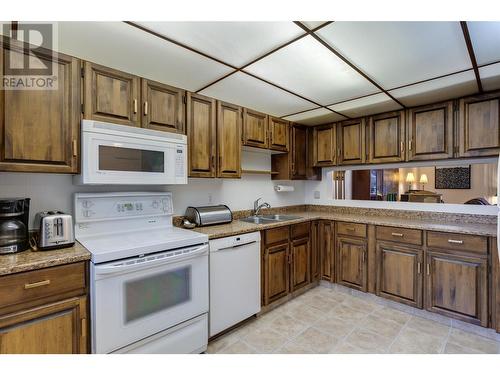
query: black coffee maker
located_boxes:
[0,198,30,254]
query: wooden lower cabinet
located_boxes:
[310,221,320,282]
[492,238,500,333]
[376,242,423,308]
[0,296,87,354]
[290,236,311,292]
[319,220,335,282]
[336,236,368,291]
[263,242,290,305]
[425,250,488,327]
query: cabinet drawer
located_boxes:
[337,222,367,238]
[264,226,290,246]
[376,226,423,246]
[427,231,487,254]
[0,262,86,311]
[291,222,310,239]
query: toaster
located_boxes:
[184,205,232,227]
[34,211,75,250]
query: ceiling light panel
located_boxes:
[479,63,500,91]
[136,22,304,67]
[318,22,472,89]
[329,93,402,118]
[57,22,232,91]
[245,35,379,105]
[199,72,316,117]
[467,22,500,65]
[389,71,477,107]
[283,108,346,125]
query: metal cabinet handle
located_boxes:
[448,239,464,244]
[144,101,148,116]
[426,263,430,276]
[400,141,404,154]
[72,139,78,157]
[391,232,404,237]
[417,262,421,274]
[24,280,51,289]
[133,99,138,114]
[409,139,413,151]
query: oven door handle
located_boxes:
[94,244,208,276]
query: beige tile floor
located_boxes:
[207,285,500,354]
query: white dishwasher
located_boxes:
[209,231,261,337]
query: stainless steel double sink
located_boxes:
[240,214,302,224]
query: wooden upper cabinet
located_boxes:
[336,236,368,292]
[291,125,307,179]
[407,101,454,161]
[186,92,216,178]
[217,101,241,178]
[268,117,289,152]
[338,118,366,165]
[458,92,500,157]
[313,124,336,166]
[0,41,80,173]
[242,108,268,149]
[425,250,488,327]
[83,62,140,127]
[0,296,87,354]
[376,242,423,308]
[368,111,405,163]
[141,79,185,134]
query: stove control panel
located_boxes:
[74,193,173,222]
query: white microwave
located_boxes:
[74,120,187,185]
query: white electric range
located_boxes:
[74,192,209,354]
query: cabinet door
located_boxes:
[217,101,241,178]
[368,111,405,163]
[291,125,307,179]
[0,41,80,173]
[186,93,216,178]
[291,236,311,292]
[269,117,289,152]
[306,127,322,180]
[407,101,454,161]
[319,220,335,282]
[0,296,87,354]
[141,79,185,134]
[83,62,140,127]
[338,119,366,165]
[336,236,367,291]
[310,221,320,282]
[492,238,500,333]
[376,242,423,308]
[425,250,488,327]
[242,108,268,149]
[313,124,336,166]
[263,242,290,305]
[458,93,500,157]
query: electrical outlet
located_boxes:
[314,191,320,199]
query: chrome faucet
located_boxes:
[253,197,271,216]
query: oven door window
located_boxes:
[99,145,164,173]
[125,266,191,323]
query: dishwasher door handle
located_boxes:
[214,240,258,252]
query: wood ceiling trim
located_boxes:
[460,21,483,93]
[294,21,407,110]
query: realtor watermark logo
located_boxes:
[2,22,58,90]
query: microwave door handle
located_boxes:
[94,244,208,276]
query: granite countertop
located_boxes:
[192,211,498,239]
[0,242,91,276]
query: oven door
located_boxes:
[91,243,208,354]
[80,130,186,185]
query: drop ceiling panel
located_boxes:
[245,35,379,105]
[390,71,477,107]
[480,63,500,91]
[301,21,329,30]
[283,108,346,125]
[136,22,304,67]
[318,22,472,89]
[200,72,316,117]
[329,93,402,118]
[467,22,500,65]
[57,22,232,91]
